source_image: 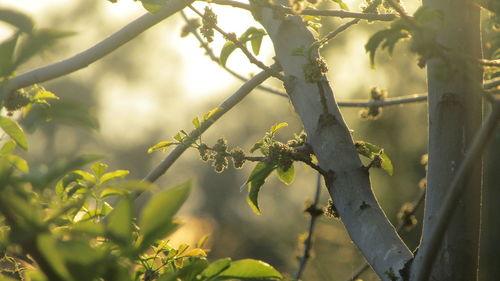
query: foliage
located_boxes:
[0,9,282,281]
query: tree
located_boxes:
[0,0,498,280]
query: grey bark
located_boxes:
[410,0,483,280]
[254,7,413,280]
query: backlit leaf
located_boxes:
[139,181,191,247]
[0,117,28,151]
[218,259,282,280]
[276,164,295,185]
[245,162,275,215]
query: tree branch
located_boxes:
[484,77,500,89]
[254,4,413,280]
[134,64,280,214]
[295,173,322,280]
[412,102,500,281]
[0,0,194,98]
[208,0,399,21]
[348,189,426,281]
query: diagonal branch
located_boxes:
[1,0,194,98]
[412,102,500,281]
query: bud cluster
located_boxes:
[200,7,217,43]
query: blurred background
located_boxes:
[1,0,495,280]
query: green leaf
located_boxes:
[270,122,288,134]
[245,162,276,215]
[5,154,29,172]
[173,132,183,142]
[91,162,108,178]
[192,116,201,128]
[201,258,231,279]
[58,239,106,280]
[148,141,176,153]
[0,140,17,155]
[0,9,34,33]
[219,41,236,67]
[100,170,129,184]
[218,259,282,280]
[33,89,59,100]
[0,117,28,151]
[379,153,394,176]
[203,107,222,120]
[139,181,191,247]
[106,197,133,245]
[36,234,72,280]
[355,141,394,175]
[245,27,266,55]
[276,164,295,185]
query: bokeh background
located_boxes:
[0,0,497,280]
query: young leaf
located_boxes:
[33,89,59,100]
[5,154,29,172]
[0,140,17,155]
[218,259,282,280]
[276,164,295,185]
[106,197,133,245]
[192,117,201,128]
[0,117,28,151]
[219,41,237,67]
[92,162,109,178]
[355,141,394,175]
[100,170,130,184]
[245,162,276,215]
[203,107,222,120]
[182,248,207,257]
[148,141,176,153]
[139,181,191,247]
[270,122,288,134]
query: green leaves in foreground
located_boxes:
[0,116,28,151]
[220,27,266,66]
[355,141,394,175]
[139,181,191,250]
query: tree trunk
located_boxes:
[411,0,483,280]
[253,5,413,280]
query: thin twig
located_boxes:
[413,103,500,281]
[321,0,381,44]
[0,0,194,98]
[348,189,427,281]
[179,11,286,97]
[208,0,399,22]
[188,4,285,81]
[338,94,427,107]
[295,173,323,280]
